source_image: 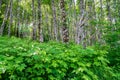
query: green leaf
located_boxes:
[17,64,26,71]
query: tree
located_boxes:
[76,0,86,44]
[106,0,112,22]
[8,0,13,37]
[38,0,43,42]
[32,0,37,40]
[60,0,69,43]
[0,0,120,47]
[0,0,10,36]
[16,0,20,37]
[51,0,58,41]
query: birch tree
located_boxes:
[8,0,13,37]
[76,0,86,44]
[16,0,20,37]
[0,1,10,36]
[106,0,112,22]
[32,0,37,40]
[51,0,58,41]
[38,0,43,42]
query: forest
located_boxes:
[0,0,120,79]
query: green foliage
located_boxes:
[104,24,120,79]
[0,37,116,80]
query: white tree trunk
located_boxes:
[8,0,13,37]
[0,1,10,36]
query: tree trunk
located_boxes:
[8,0,13,37]
[60,0,69,43]
[38,0,43,42]
[0,1,10,36]
[72,0,77,42]
[32,0,37,40]
[16,0,20,37]
[113,0,117,24]
[98,0,103,42]
[76,0,85,44]
[51,0,58,41]
[86,0,95,46]
[20,9,25,38]
[106,0,112,22]
[100,0,103,18]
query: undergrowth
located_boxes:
[0,37,117,80]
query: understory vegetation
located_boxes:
[0,36,119,80]
[0,0,120,80]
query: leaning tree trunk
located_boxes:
[38,0,43,42]
[8,0,13,37]
[60,0,69,43]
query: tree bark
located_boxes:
[32,0,37,40]
[76,0,85,44]
[20,9,25,38]
[8,0,13,37]
[51,0,58,41]
[60,0,69,43]
[106,0,112,22]
[16,0,20,37]
[0,1,10,36]
[72,0,77,42]
[113,0,117,24]
[38,0,43,42]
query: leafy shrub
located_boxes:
[104,25,120,79]
[0,37,115,80]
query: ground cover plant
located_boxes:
[0,37,117,80]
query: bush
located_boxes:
[0,37,115,80]
[104,25,120,79]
